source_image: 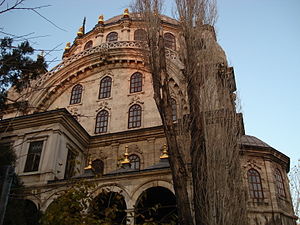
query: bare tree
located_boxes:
[131,1,194,224]
[132,0,248,224]
[175,1,248,224]
[0,0,66,39]
[289,160,300,222]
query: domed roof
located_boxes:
[240,135,271,148]
[104,13,179,26]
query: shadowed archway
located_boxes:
[135,186,178,224]
[90,190,127,224]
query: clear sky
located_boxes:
[1,0,299,167]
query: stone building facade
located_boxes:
[0,10,297,225]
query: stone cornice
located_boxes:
[240,146,290,172]
[89,125,165,147]
[0,108,90,147]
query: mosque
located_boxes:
[0,9,297,225]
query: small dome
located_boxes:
[240,135,271,148]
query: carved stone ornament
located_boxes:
[67,106,78,114]
[91,150,107,160]
[121,20,131,30]
[129,95,144,106]
[243,159,262,170]
[96,101,111,112]
[128,144,143,154]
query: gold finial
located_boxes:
[84,158,93,170]
[98,14,104,24]
[123,8,129,18]
[160,144,169,159]
[77,26,84,37]
[65,42,71,51]
[121,145,130,164]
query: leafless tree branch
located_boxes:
[0,0,67,32]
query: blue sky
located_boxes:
[1,0,299,166]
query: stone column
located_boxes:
[126,208,135,225]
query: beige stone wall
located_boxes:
[241,152,296,224]
[48,67,162,135]
[88,137,167,174]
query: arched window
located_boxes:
[128,104,142,128]
[171,98,177,122]
[275,169,286,197]
[84,40,93,50]
[92,159,104,175]
[106,32,118,42]
[95,110,109,134]
[134,29,147,41]
[129,154,140,170]
[99,76,112,99]
[247,169,264,200]
[130,72,142,93]
[164,32,176,50]
[70,84,83,105]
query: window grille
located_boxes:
[247,169,264,200]
[70,84,83,105]
[95,110,109,134]
[128,104,142,128]
[130,72,142,93]
[99,76,112,99]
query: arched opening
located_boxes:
[106,32,118,42]
[128,104,142,128]
[99,76,112,99]
[247,168,264,200]
[134,29,147,41]
[135,186,178,224]
[164,32,176,50]
[84,40,93,50]
[128,154,140,170]
[275,168,286,197]
[92,159,104,175]
[90,191,127,224]
[70,84,83,105]
[130,72,142,93]
[4,199,40,225]
[95,110,109,134]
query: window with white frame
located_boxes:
[24,141,43,172]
